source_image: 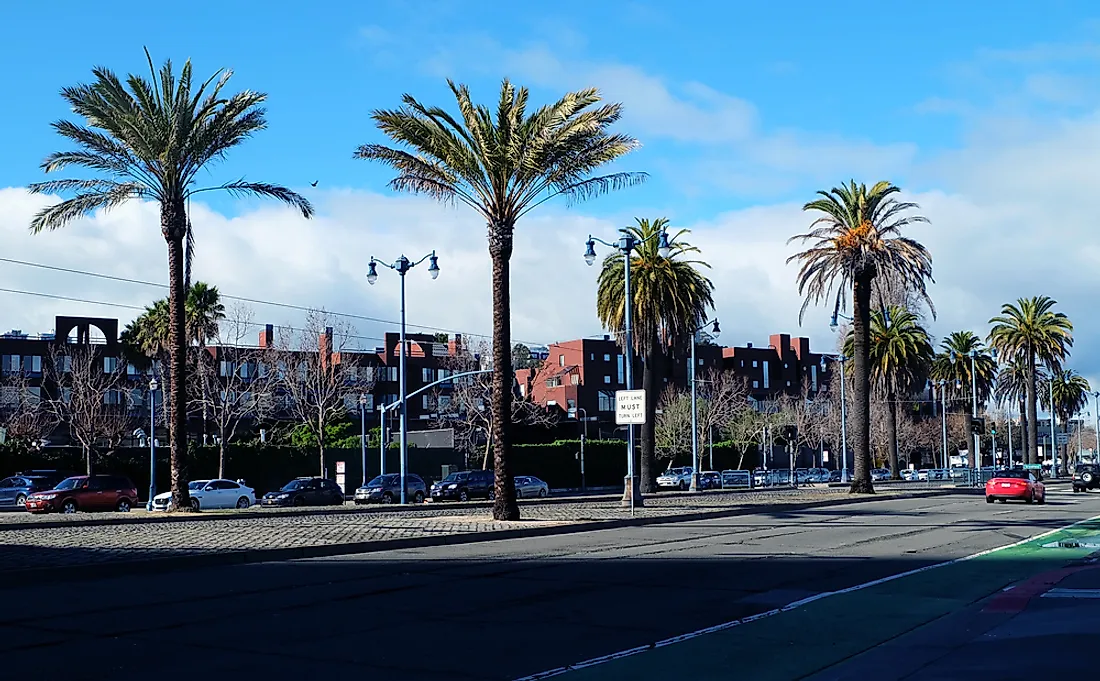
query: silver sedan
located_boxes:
[514,476,550,498]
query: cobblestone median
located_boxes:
[0,487,867,572]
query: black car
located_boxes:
[261,477,345,507]
[698,472,722,490]
[430,470,494,502]
[1073,464,1099,493]
[354,474,427,504]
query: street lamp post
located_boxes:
[1049,378,1058,478]
[359,394,368,487]
[688,317,721,491]
[938,380,948,470]
[575,407,588,492]
[585,227,672,511]
[378,404,386,476]
[1093,392,1100,465]
[821,355,849,482]
[368,251,440,504]
[1007,402,1014,468]
[147,378,158,511]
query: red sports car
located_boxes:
[985,469,1045,504]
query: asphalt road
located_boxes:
[3,489,1098,680]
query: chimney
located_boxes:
[746,342,753,349]
[320,326,333,370]
[603,334,610,341]
[258,324,274,348]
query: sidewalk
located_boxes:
[523,515,1100,681]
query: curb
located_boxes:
[0,484,801,532]
[0,489,962,588]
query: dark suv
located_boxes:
[0,473,73,509]
[430,470,494,502]
[261,477,345,507]
[1073,464,1099,493]
[24,475,138,514]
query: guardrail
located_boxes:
[720,470,751,489]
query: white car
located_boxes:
[901,469,920,481]
[151,479,256,511]
[657,467,694,490]
[871,469,891,482]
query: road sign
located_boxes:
[1023,464,1042,470]
[336,461,346,474]
[615,389,646,425]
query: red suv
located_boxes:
[25,475,138,514]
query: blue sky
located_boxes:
[3,0,1100,396]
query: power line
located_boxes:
[0,256,553,346]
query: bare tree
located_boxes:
[0,370,56,447]
[654,385,691,463]
[695,370,750,459]
[46,346,132,474]
[193,306,282,478]
[275,310,374,477]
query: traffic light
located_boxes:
[970,417,985,435]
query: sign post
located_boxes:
[335,461,346,495]
[615,389,646,516]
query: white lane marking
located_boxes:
[511,513,1100,681]
[1041,588,1100,599]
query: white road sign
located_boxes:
[615,389,647,425]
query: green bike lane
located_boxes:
[525,514,1100,681]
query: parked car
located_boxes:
[829,470,843,482]
[807,468,831,483]
[430,470,494,502]
[698,471,722,490]
[354,474,426,504]
[24,475,138,514]
[657,467,694,490]
[261,477,345,507]
[151,479,256,511]
[753,470,767,486]
[1073,463,1099,493]
[901,469,920,481]
[916,469,931,481]
[514,475,550,498]
[986,469,1045,504]
[0,474,68,509]
[871,469,890,481]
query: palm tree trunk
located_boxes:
[489,227,519,521]
[850,272,874,493]
[886,390,900,479]
[1026,354,1039,465]
[639,326,661,493]
[163,201,192,511]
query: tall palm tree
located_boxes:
[930,331,997,407]
[788,181,934,493]
[1040,368,1090,473]
[595,218,714,492]
[29,51,312,510]
[988,296,1073,465]
[123,283,227,360]
[843,306,933,479]
[357,80,643,520]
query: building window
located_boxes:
[104,389,122,405]
[752,360,758,368]
[519,384,527,397]
[27,386,41,404]
[811,365,818,392]
[752,380,759,389]
[571,373,579,385]
[567,399,576,410]
[388,367,399,382]
[598,390,615,412]
[590,353,595,361]
[740,360,744,368]
[604,375,611,384]
[546,377,562,388]
[1,355,20,374]
[437,395,450,410]
[604,353,611,362]
[22,356,42,374]
[360,394,374,411]
[559,354,565,367]
[698,359,704,366]
[786,381,791,387]
[104,357,118,373]
[617,355,625,383]
[762,361,770,389]
[422,367,432,382]
[219,360,234,377]
[130,388,145,407]
[784,363,788,369]
[56,355,72,373]
[422,394,431,409]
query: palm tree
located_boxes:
[595,218,714,492]
[184,282,225,348]
[988,296,1073,465]
[788,181,934,493]
[1040,368,1090,473]
[930,331,997,407]
[357,80,642,520]
[123,283,227,360]
[29,51,312,510]
[843,306,933,479]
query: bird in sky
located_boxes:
[310,181,318,187]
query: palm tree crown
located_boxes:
[1041,368,1091,426]
[787,181,934,322]
[843,306,933,396]
[930,331,997,405]
[357,79,643,520]
[988,297,1073,371]
[595,219,714,356]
